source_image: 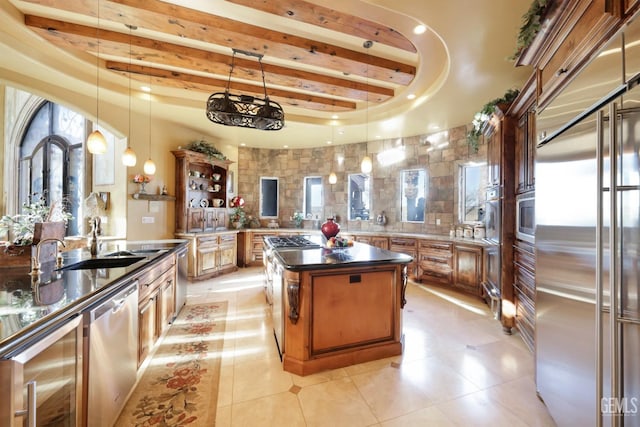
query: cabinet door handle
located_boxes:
[15,380,37,427]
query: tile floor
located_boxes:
[186,267,557,427]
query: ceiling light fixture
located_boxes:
[360,40,373,174]
[87,0,107,155]
[122,24,137,167]
[143,75,156,175]
[206,49,284,131]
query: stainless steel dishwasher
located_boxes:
[84,281,138,427]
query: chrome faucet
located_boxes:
[88,216,101,257]
[30,238,66,277]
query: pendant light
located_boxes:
[87,0,107,155]
[360,40,373,174]
[143,75,156,175]
[122,24,137,167]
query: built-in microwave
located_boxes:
[516,194,535,243]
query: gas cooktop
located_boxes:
[264,235,321,249]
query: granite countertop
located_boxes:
[242,227,494,247]
[273,241,413,272]
[0,240,188,358]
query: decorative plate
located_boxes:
[189,198,196,208]
[200,198,209,208]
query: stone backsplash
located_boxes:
[237,124,486,235]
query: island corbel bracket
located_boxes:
[401,265,408,309]
[286,279,300,324]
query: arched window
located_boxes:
[19,101,86,235]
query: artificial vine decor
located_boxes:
[186,139,228,160]
[510,0,550,60]
[467,89,520,152]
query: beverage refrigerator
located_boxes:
[535,14,640,427]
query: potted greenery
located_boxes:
[467,89,520,152]
[186,139,228,161]
[0,195,72,264]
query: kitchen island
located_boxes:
[269,239,412,376]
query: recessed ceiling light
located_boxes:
[326,140,333,144]
[413,24,426,35]
[407,93,416,100]
[283,145,289,148]
[140,86,151,92]
[331,114,339,119]
[240,143,246,146]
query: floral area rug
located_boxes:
[115,301,228,426]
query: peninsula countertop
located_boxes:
[0,239,188,358]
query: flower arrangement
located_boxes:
[229,196,247,228]
[132,174,151,184]
[467,88,520,152]
[0,193,72,246]
[229,195,245,208]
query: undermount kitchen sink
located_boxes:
[58,256,146,271]
[104,249,168,257]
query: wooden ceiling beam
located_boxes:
[106,61,357,111]
[225,0,417,53]
[109,0,415,84]
[19,0,414,84]
[26,15,393,103]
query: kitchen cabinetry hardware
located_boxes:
[286,279,300,324]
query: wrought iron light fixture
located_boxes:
[206,49,284,131]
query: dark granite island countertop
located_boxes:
[273,241,413,271]
[0,239,188,358]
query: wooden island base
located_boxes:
[280,263,408,376]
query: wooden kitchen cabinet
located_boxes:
[453,244,483,295]
[136,254,177,367]
[389,237,417,279]
[240,230,278,267]
[138,288,158,365]
[355,235,389,250]
[177,232,238,280]
[172,149,233,234]
[416,239,453,285]
[511,76,537,195]
[513,241,536,352]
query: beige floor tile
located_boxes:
[297,377,379,427]
[217,364,234,408]
[230,392,306,427]
[485,377,557,427]
[215,404,232,427]
[435,389,530,427]
[232,356,294,403]
[350,364,434,421]
[380,406,457,427]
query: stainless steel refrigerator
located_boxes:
[536,15,640,427]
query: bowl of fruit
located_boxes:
[325,236,353,249]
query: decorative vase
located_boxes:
[139,182,147,194]
[321,217,340,239]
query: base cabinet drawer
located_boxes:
[417,240,453,285]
